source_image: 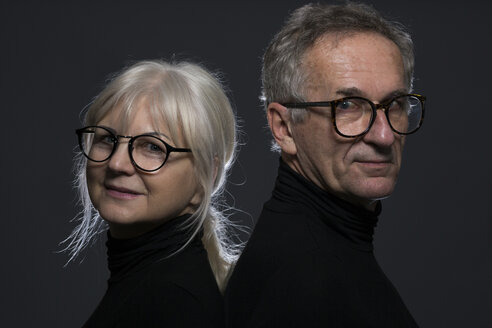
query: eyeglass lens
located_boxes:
[79,127,169,171]
[334,95,423,137]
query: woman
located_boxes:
[63,60,237,327]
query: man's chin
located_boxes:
[347,179,397,208]
[361,185,395,200]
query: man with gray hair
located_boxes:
[225,3,424,327]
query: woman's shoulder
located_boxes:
[131,245,224,327]
[137,242,218,296]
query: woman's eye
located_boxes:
[94,134,115,144]
[142,142,164,153]
[148,143,162,152]
[103,135,116,143]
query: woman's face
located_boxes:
[86,101,201,239]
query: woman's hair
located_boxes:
[63,60,238,291]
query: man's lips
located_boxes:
[355,160,391,164]
[353,158,393,167]
[105,184,143,199]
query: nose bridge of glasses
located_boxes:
[102,134,135,171]
[111,135,133,156]
[116,135,133,142]
[368,101,394,132]
[373,102,388,112]
[113,134,134,148]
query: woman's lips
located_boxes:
[105,185,143,200]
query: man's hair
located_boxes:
[262,2,414,123]
[62,60,238,292]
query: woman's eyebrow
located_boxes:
[98,125,117,134]
[97,126,172,141]
[143,131,172,141]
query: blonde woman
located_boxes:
[64,60,237,327]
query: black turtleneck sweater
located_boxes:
[83,214,224,328]
[225,159,418,327]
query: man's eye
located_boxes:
[389,99,407,112]
[338,100,360,111]
[339,101,354,110]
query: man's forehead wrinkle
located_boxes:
[301,32,405,103]
[302,36,368,100]
[334,87,409,103]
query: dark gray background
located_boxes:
[1,1,491,327]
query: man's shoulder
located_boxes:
[231,237,346,288]
[227,202,347,292]
[243,199,339,258]
[225,211,350,328]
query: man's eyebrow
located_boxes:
[382,89,409,102]
[334,87,409,102]
[334,87,365,98]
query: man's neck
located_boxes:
[281,153,378,212]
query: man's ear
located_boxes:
[267,102,297,155]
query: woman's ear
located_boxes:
[267,103,297,155]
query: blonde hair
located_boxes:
[63,60,238,291]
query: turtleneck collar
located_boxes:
[271,158,380,251]
[106,214,201,282]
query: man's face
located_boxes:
[285,32,406,209]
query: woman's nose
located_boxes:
[107,140,136,175]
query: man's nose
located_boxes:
[362,109,395,146]
[107,140,136,174]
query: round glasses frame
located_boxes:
[281,93,426,138]
[75,125,192,172]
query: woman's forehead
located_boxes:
[100,102,171,133]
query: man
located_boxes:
[225,3,424,327]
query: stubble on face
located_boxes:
[284,32,407,210]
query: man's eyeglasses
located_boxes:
[281,94,425,138]
[76,126,192,172]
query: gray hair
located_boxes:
[262,2,414,123]
[62,60,238,291]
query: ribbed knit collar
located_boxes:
[106,214,200,282]
[271,158,380,251]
